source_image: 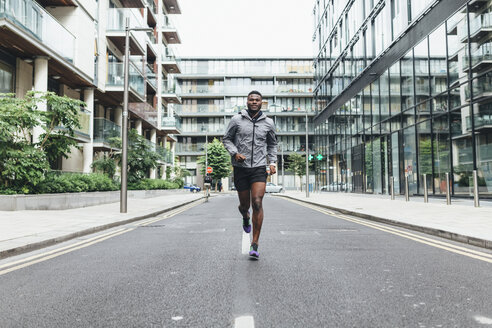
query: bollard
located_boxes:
[445,172,451,205]
[391,176,395,200]
[473,170,480,208]
[405,175,409,202]
[423,174,428,203]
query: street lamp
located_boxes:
[121,18,153,213]
[305,112,309,198]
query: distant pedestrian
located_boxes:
[223,90,277,259]
[218,181,223,192]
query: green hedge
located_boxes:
[34,173,119,194]
[0,173,181,194]
[128,178,180,190]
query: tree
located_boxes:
[105,129,163,184]
[0,91,84,193]
[197,138,232,189]
[286,153,312,191]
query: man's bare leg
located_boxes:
[237,189,251,220]
[250,182,266,245]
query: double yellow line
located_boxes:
[286,198,492,264]
[0,200,204,276]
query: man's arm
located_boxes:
[266,120,278,174]
[223,117,239,157]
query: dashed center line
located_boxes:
[242,231,250,255]
[234,315,255,328]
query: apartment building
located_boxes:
[175,57,315,190]
[0,0,182,178]
[313,0,492,198]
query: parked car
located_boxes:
[183,183,201,193]
[265,182,284,193]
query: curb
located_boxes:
[274,194,492,250]
[0,197,205,260]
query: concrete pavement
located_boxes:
[275,191,492,249]
[0,190,204,259]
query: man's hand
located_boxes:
[235,153,246,162]
[269,164,276,175]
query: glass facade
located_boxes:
[314,0,492,198]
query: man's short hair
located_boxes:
[248,90,262,98]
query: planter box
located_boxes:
[0,189,187,211]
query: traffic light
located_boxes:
[308,155,313,161]
[316,154,324,161]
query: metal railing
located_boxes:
[106,62,145,98]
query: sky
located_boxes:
[173,0,314,58]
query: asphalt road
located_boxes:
[0,194,491,327]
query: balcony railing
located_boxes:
[174,104,315,115]
[162,116,181,130]
[107,62,145,98]
[181,63,314,76]
[175,143,206,153]
[459,12,492,40]
[182,124,225,134]
[93,118,121,144]
[162,80,181,94]
[55,109,90,139]
[142,139,173,163]
[146,0,157,16]
[463,43,492,70]
[0,0,75,62]
[465,73,492,99]
[107,8,146,50]
[145,64,157,90]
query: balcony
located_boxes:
[146,0,157,27]
[161,15,181,44]
[161,116,181,134]
[119,0,145,8]
[36,0,77,6]
[162,80,182,104]
[180,62,314,76]
[463,43,492,72]
[93,118,121,149]
[460,12,492,42]
[180,124,226,136]
[106,62,145,102]
[161,46,181,74]
[464,73,492,101]
[175,143,207,155]
[129,102,158,128]
[143,139,173,164]
[145,64,157,93]
[146,33,157,62]
[106,8,147,56]
[55,109,91,142]
[0,0,75,63]
[163,0,181,14]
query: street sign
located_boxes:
[206,167,213,174]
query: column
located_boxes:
[32,56,49,144]
[150,128,157,179]
[83,88,95,173]
[135,119,143,135]
[114,107,123,127]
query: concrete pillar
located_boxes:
[82,89,95,173]
[114,107,122,127]
[32,56,49,143]
[150,128,157,179]
[135,119,143,135]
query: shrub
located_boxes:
[128,179,179,190]
[35,172,118,194]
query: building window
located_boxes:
[0,61,14,93]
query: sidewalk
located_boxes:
[0,191,204,259]
[275,191,492,250]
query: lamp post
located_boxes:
[120,18,153,213]
[305,112,309,198]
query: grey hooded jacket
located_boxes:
[223,109,277,168]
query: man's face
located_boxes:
[247,94,262,111]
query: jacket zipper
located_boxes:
[251,121,255,167]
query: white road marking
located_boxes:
[234,315,255,328]
[242,232,250,255]
[475,315,492,325]
[171,316,183,321]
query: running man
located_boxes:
[223,90,277,259]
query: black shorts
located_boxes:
[233,166,268,192]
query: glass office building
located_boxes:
[175,58,315,188]
[313,0,492,198]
